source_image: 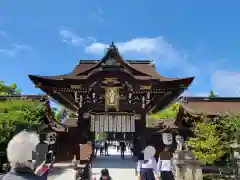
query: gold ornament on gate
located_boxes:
[105,87,119,110]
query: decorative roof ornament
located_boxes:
[108,42,118,52]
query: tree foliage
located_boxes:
[209,90,217,98]
[187,120,225,164]
[187,114,240,165]
[95,132,107,140]
[0,82,47,150]
[0,81,21,95]
[149,103,179,119]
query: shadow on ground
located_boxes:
[92,154,136,169]
[48,166,69,177]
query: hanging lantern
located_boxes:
[147,92,150,100]
[46,132,57,145]
[162,133,173,145]
[175,135,183,143]
[74,92,79,102]
[142,96,145,108]
[92,92,96,103]
[79,95,83,107]
[134,114,141,120]
[83,112,90,119]
[128,93,132,103]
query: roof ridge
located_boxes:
[181,96,240,102]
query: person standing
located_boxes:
[100,141,104,156]
[2,131,51,180]
[116,141,120,152]
[35,134,49,168]
[104,141,108,156]
[95,140,100,156]
[157,147,175,180]
[120,142,126,159]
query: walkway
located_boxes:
[92,147,138,180]
[48,146,138,180]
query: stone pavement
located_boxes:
[48,146,138,180]
[92,147,138,180]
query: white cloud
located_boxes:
[0,44,31,57]
[85,37,198,75]
[60,30,85,46]
[60,33,239,97]
[211,70,240,96]
[59,29,96,46]
[0,30,8,37]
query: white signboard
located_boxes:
[104,115,108,132]
[130,115,135,132]
[90,115,95,132]
[117,116,122,132]
[99,115,104,132]
[90,115,135,132]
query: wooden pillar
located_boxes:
[76,110,91,161]
[134,112,147,156]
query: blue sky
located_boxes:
[1,0,240,97]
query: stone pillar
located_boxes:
[173,150,203,180]
[185,165,194,180]
[195,166,203,180]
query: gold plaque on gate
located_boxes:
[105,87,119,110]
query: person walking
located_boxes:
[100,141,104,156]
[120,141,126,159]
[136,151,159,180]
[104,141,108,156]
[95,140,101,156]
[157,146,175,180]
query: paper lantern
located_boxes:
[46,132,57,145]
[162,133,173,145]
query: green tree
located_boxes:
[0,81,21,95]
[95,132,107,140]
[0,99,46,150]
[209,90,217,98]
[187,114,240,165]
[0,81,48,150]
[187,119,225,164]
[149,103,179,119]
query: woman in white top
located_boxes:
[157,147,175,180]
[137,148,160,180]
